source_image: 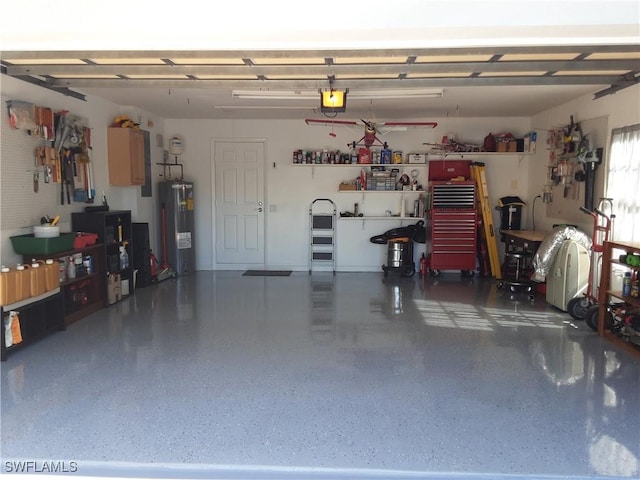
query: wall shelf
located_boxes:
[292,163,363,167]
[1,289,64,361]
[433,152,533,161]
[597,240,640,357]
[339,216,419,221]
[338,190,426,194]
[291,152,532,166]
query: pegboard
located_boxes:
[1,97,85,231]
[545,115,609,223]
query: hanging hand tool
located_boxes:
[33,147,41,192]
[61,149,74,204]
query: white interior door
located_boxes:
[214,141,265,265]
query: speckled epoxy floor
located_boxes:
[1,272,639,479]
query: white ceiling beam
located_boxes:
[43,76,623,89]
[7,59,638,77]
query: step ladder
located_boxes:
[470,162,502,279]
[309,198,336,275]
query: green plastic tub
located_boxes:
[10,233,76,256]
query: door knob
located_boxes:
[257,207,263,212]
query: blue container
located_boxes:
[381,148,392,164]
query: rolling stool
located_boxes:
[497,251,535,300]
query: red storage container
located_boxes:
[427,159,471,181]
[74,233,98,249]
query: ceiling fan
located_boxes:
[304,118,438,149]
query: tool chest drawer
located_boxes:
[429,251,476,270]
[431,182,476,209]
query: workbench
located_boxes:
[502,229,549,251]
[499,230,550,299]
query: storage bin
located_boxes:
[10,233,75,256]
[73,232,98,249]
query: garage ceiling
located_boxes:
[3,45,639,120]
[2,0,640,122]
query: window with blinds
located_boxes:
[606,124,640,243]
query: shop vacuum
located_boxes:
[370,221,426,277]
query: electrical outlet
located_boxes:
[511,179,518,189]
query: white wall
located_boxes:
[528,84,640,235]
[165,117,532,271]
[0,75,165,267]
[6,74,636,272]
[0,73,534,273]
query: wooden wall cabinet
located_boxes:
[107,128,145,186]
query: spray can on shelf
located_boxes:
[381,148,392,164]
[119,244,129,270]
[67,257,76,280]
[58,258,67,283]
[83,255,93,275]
[350,144,358,164]
[117,216,123,243]
[622,271,632,296]
[631,278,639,298]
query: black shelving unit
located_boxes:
[1,290,65,361]
[72,210,135,305]
[25,243,105,326]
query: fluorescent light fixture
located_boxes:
[214,105,314,110]
[350,88,444,99]
[231,88,444,100]
[232,90,317,100]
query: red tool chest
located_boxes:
[426,159,477,275]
